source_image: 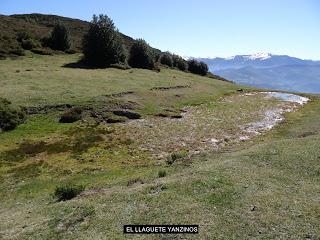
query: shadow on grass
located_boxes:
[62,60,100,69]
[63,60,131,70]
[0,126,108,165]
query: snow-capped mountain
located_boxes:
[226,53,272,61]
[198,54,320,93]
[198,53,319,72]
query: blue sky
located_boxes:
[1,0,319,59]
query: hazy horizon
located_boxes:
[1,0,319,60]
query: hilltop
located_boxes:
[0,13,153,57]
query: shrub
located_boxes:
[9,48,25,56]
[158,170,167,178]
[82,14,126,67]
[59,107,82,123]
[199,61,209,74]
[54,184,85,201]
[16,31,40,50]
[153,50,162,62]
[17,31,32,43]
[49,23,71,51]
[128,39,155,70]
[166,151,188,165]
[0,98,25,131]
[172,55,188,71]
[188,59,208,76]
[159,52,173,67]
[21,39,40,50]
[41,36,51,47]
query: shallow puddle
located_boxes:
[265,92,309,105]
[242,92,309,136]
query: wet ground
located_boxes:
[116,92,309,159]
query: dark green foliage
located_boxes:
[172,54,188,71]
[16,31,32,43]
[158,170,167,178]
[159,52,173,67]
[41,36,51,48]
[188,59,208,76]
[8,48,25,56]
[59,107,83,123]
[153,50,162,62]
[16,31,40,50]
[49,23,71,51]
[128,39,155,70]
[82,14,126,67]
[200,61,209,74]
[21,39,40,50]
[54,184,85,201]
[0,98,25,131]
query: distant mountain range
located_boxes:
[198,53,320,93]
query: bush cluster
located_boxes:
[172,54,188,71]
[16,31,40,50]
[80,14,206,74]
[166,151,188,165]
[187,59,208,76]
[159,52,173,67]
[0,98,25,131]
[128,39,155,70]
[49,23,71,51]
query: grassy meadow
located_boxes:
[0,53,319,239]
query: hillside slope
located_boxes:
[0,53,319,239]
[0,13,142,56]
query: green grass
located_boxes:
[0,53,319,239]
[0,53,238,112]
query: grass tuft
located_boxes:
[54,184,85,201]
[158,170,167,178]
[166,151,188,165]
